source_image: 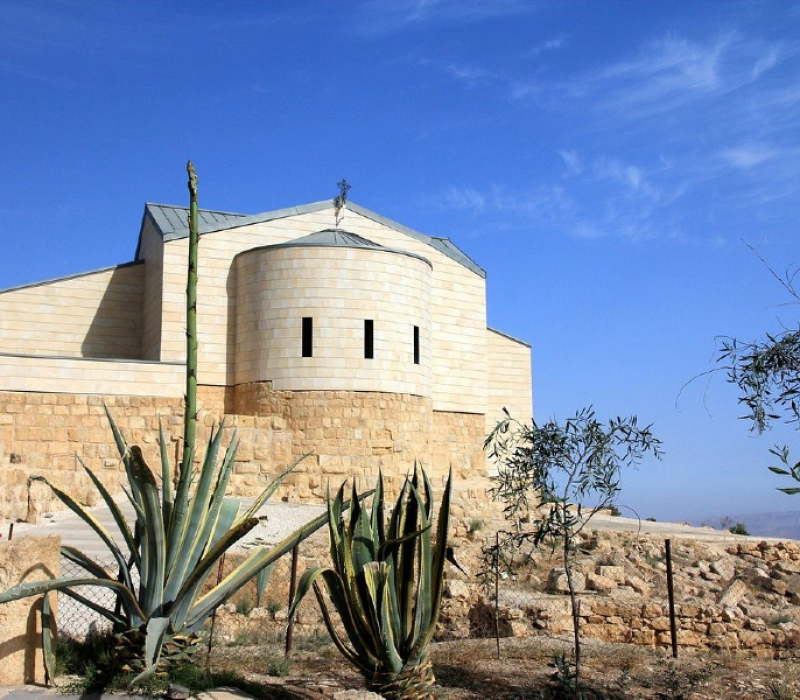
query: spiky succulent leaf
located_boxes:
[77,458,139,569]
[28,475,134,593]
[0,576,146,625]
[238,452,312,523]
[42,593,56,687]
[158,420,173,528]
[129,446,166,617]
[291,466,452,688]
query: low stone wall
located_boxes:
[437,533,800,658]
[1,385,496,523]
[0,535,60,684]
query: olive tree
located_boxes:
[485,407,662,698]
[717,252,800,493]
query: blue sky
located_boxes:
[2,1,800,521]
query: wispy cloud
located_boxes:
[720,144,778,169]
[558,150,582,175]
[355,0,533,34]
[530,34,569,57]
[418,57,495,87]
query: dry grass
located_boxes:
[201,628,800,699]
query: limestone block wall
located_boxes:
[234,245,432,395]
[0,535,60,685]
[485,327,533,435]
[151,207,489,415]
[0,385,496,523]
[0,391,185,522]
[0,263,144,359]
[0,356,184,396]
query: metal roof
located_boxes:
[138,201,485,278]
[146,203,249,235]
[244,228,432,267]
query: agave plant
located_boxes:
[0,163,344,682]
[290,467,452,700]
[0,415,330,678]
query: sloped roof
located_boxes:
[138,200,485,278]
[244,228,432,267]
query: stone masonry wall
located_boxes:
[0,384,496,523]
[0,535,61,684]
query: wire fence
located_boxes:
[55,545,344,667]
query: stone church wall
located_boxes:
[0,384,497,524]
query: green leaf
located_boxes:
[28,475,134,593]
[144,616,171,669]
[42,593,56,687]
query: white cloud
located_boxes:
[558,149,582,175]
[531,34,569,56]
[720,144,777,169]
[751,45,780,80]
[356,0,533,34]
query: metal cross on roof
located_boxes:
[333,178,351,227]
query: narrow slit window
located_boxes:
[302,317,313,357]
[364,319,374,359]
[413,325,420,365]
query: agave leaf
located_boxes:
[168,498,241,629]
[370,471,385,548]
[254,563,274,608]
[409,481,433,651]
[42,593,56,687]
[165,441,195,577]
[292,567,377,674]
[238,452,313,523]
[351,488,376,573]
[61,545,115,580]
[168,424,227,588]
[172,515,260,630]
[0,576,146,624]
[206,498,241,554]
[104,406,143,507]
[376,564,404,673]
[409,468,452,662]
[29,475,134,593]
[360,561,387,655]
[327,483,346,574]
[166,432,238,601]
[158,420,173,528]
[397,479,420,642]
[288,566,331,620]
[312,579,376,676]
[77,458,139,570]
[144,616,171,669]
[60,587,128,628]
[185,492,372,630]
[129,446,166,617]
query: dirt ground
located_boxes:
[207,633,800,699]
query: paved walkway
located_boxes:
[0,685,256,700]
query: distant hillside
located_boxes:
[689,511,800,540]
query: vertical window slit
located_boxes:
[364,319,374,359]
[413,325,420,365]
[302,317,313,357]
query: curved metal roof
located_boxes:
[239,228,432,267]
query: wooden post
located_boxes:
[206,553,227,669]
[495,531,501,660]
[285,543,300,659]
[665,539,678,658]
